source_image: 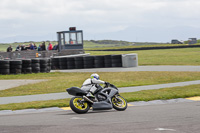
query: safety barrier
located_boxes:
[0,58,51,75]
[0,54,138,75]
[51,55,122,70]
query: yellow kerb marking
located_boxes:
[186,96,200,101]
[128,104,134,106]
[61,107,71,110]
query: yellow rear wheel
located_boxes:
[70,97,90,114]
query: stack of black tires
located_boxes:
[83,56,94,68]
[59,58,68,69]
[111,55,122,67]
[40,58,50,73]
[51,58,59,70]
[75,57,84,69]
[0,60,10,75]
[67,57,75,69]
[22,59,32,74]
[104,55,112,68]
[51,54,122,70]
[0,54,123,75]
[47,58,51,72]
[10,60,22,74]
[94,56,104,68]
[31,59,40,73]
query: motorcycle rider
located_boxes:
[81,73,109,98]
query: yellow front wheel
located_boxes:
[112,95,127,111]
[70,97,90,114]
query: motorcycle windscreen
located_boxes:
[67,87,87,96]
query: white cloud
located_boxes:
[0,0,200,42]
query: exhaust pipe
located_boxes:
[83,96,94,103]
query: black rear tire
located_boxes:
[70,97,90,114]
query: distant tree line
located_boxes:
[89,40,132,45]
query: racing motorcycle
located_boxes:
[66,83,127,114]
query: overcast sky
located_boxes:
[0,0,200,43]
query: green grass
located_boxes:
[121,84,200,102]
[1,84,200,111]
[87,47,200,65]
[0,99,70,111]
[1,71,200,97]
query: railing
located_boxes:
[0,49,84,59]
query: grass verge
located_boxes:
[87,47,200,65]
[1,71,200,97]
[0,84,200,111]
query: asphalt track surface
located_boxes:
[0,101,200,133]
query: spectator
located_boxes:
[33,43,37,50]
[21,44,26,51]
[25,44,31,50]
[30,43,35,50]
[53,43,58,50]
[16,45,21,51]
[7,45,12,52]
[38,44,42,51]
[41,42,46,51]
[48,42,53,50]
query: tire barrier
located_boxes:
[66,57,75,69]
[39,58,49,73]
[54,55,121,69]
[83,56,94,68]
[10,60,22,74]
[31,58,40,73]
[94,56,104,68]
[22,59,32,74]
[111,55,122,67]
[104,55,112,68]
[89,45,200,51]
[59,57,68,69]
[75,56,84,69]
[0,54,124,75]
[47,58,51,73]
[51,58,59,70]
[0,60,10,75]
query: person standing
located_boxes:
[30,43,35,50]
[41,41,46,51]
[38,44,42,51]
[33,43,37,50]
[48,42,53,50]
[21,44,26,51]
[16,45,21,51]
[7,45,12,52]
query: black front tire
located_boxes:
[70,97,90,114]
[112,95,127,111]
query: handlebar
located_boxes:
[104,83,118,90]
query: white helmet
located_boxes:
[91,73,100,80]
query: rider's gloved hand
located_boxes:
[105,82,110,86]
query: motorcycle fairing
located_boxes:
[92,101,112,110]
[92,87,118,110]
